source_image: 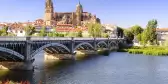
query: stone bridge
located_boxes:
[0,37,125,70]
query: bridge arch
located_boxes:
[31,43,71,57]
[109,41,118,46]
[0,47,24,60]
[74,42,94,51]
[97,41,108,48]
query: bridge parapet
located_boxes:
[30,37,72,41]
[0,37,124,41]
[0,36,27,41]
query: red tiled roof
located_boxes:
[0,24,7,26]
[56,24,73,26]
[156,28,168,32]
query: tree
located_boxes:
[136,33,142,42]
[146,19,158,44]
[130,25,143,36]
[124,29,134,43]
[39,26,47,37]
[102,33,109,38]
[88,23,102,37]
[141,30,148,46]
[24,25,36,36]
[117,27,124,38]
[1,26,8,36]
[77,31,83,37]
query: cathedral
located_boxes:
[44,0,101,26]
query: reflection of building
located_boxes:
[44,0,100,26]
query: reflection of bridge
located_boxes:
[0,37,125,70]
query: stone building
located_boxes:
[44,0,100,26]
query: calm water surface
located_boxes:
[0,52,168,84]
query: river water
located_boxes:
[0,52,168,84]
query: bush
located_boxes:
[125,46,168,56]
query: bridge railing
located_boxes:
[30,37,72,41]
[0,36,27,41]
[0,36,124,41]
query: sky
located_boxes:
[0,0,168,28]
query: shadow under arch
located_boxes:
[97,41,108,48]
[31,43,71,58]
[74,42,94,51]
[0,47,24,61]
[109,41,118,47]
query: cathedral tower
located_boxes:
[44,0,54,26]
[76,1,83,26]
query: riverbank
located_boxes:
[118,46,168,56]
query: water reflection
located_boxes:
[0,52,168,84]
[0,70,34,83]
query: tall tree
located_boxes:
[24,25,36,36]
[39,26,47,37]
[146,19,158,44]
[124,29,134,43]
[141,30,148,46]
[117,27,124,38]
[88,23,102,37]
[130,25,143,36]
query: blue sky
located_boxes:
[0,0,168,28]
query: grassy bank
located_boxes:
[118,46,168,56]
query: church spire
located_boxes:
[44,0,54,26]
[76,0,83,26]
[78,0,81,5]
[77,0,82,8]
[45,0,53,8]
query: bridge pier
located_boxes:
[44,52,76,61]
[71,37,76,60]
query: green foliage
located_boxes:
[141,30,148,46]
[101,33,109,38]
[52,32,64,37]
[136,33,142,42]
[24,25,36,36]
[77,31,83,37]
[48,32,54,37]
[121,46,168,56]
[124,29,134,43]
[7,32,16,36]
[0,26,8,36]
[146,19,158,44]
[87,23,102,37]
[39,26,47,37]
[117,27,124,37]
[66,32,77,37]
[130,25,143,36]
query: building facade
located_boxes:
[156,28,168,45]
[44,0,100,26]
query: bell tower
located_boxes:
[76,1,83,26]
[44,0,54,26]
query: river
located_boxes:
[0,52,168,84]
